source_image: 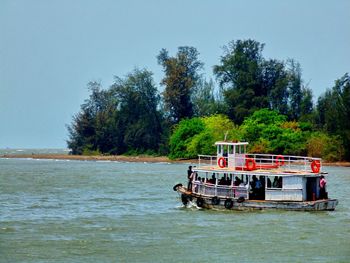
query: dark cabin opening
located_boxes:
[306,177,317,201]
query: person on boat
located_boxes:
[272,176,279,188]
[192,176,201,192]
[234,176,242,186]
[319,175,327,199]
[208,173,216,184]
[187,166,193,191]
[278,177,283,188]
[267,177,272,188]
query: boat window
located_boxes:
[223,146,228,157]
[229,145,234,154]
[217,145,222,155]
[266,176,282,189]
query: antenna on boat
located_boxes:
[224,131,228,141]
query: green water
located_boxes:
[0,158,349,262]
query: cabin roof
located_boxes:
[214,141,249,146]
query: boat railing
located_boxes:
[193,182,249,199]
[197,153,322,173]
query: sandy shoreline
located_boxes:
[0,154,197,164]
[1,154,350,167]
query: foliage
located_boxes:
[66,40,349,161]
[240,109,307,155]
[168,118,205,159]
[213,40,313,124]
[192,79,224,117]
[169,115,238,159]
[214,39,265,123]
[157,46,203,124]
[67,69,165,155]
[316,73,350,159]
[306,132,344,161]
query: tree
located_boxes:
[111,69,164,154]
[263,59,289,115]
[67,81,117,154]
[158,46,203,124]
[168,114,238,159]
[316,73,350,159]
[67,69,165,155]
[214,39,266,123]
[299,86,314,122]
[287,59,303,120]
[192,78,223,117]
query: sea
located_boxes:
[1,150,349,263]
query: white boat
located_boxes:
[173,141,338,211]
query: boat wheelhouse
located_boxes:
[173,141,338,211]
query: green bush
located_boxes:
[241,109,307,155]
[168,118,205,159]
[169,114,239,159]
[306,132,344,161]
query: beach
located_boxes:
[0,153,194,164]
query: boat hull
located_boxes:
[176,186,338,211]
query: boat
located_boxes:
[173,141,338,211]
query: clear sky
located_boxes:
[1,0,349,148]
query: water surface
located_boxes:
[1,158,349,262]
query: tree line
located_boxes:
[67,39,350,161]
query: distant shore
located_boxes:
[0,154,196,164]
[1,154,350,167]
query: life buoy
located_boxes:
[237,196,245,203]
[224,199,233,209]
[275,155,285,166]
[311,160,321,173]
[173,183,183,191]
[196,197,204,207]
[217,157,226,168]
[245,158,256,171]
[211,196,220,205]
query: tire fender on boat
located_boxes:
[173,183,183,191]
[311,160,321,173]
[211,196,220,205]
[237,196,245,203]
[181,194,189,205]
[224,199,233,209]
[196,197,204,207]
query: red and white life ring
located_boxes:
[245,158,256,171]
[217,157,226,168]
[311,160,321,173]
[275,155,285,166]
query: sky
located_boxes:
[0,0,349,148]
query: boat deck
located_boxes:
[195,165,315,176]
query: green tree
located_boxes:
[214,39,265,123]
[287,59,303,120]
[169,115,239,159]
[316,73,350,159]
[67,69,165,155]
[263,59,289,115]
[67,81,116,154]
[299,86,314,122]
[158,46,203,124]
[168,117,205,159]
[111,68,164,154]
[192,79,224,117]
